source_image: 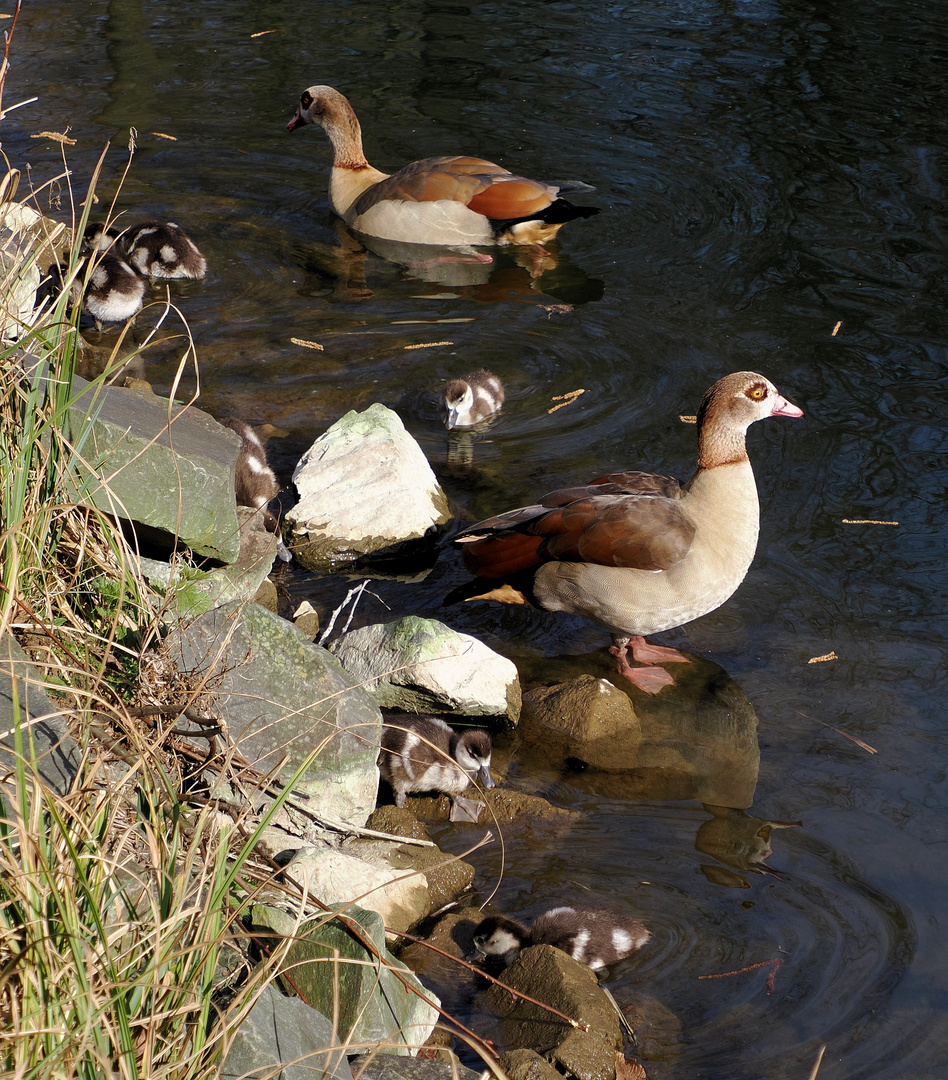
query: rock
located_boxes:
[330,617,521,721]
[221,983,353,1080]
[282,845,430,937]
[166,508,279,617]
[0,202,64,340]
[485,944,621,1079]
[352,1052,484,1080]
[253,903,440,1053]
[617,995,684,1063]
[0,633,82,799]
[401,787,579,827]
[395,907,484,1016]
[293,600,320,640]
[166,601,381,827]
[353,814,477,913]
[520,658,760,808]
[59,377,243,561]
[500,1049,565,1080]
[286,403,451,572]
[252,578,279,612]
[521,676,641,762]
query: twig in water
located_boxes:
[796,710,877,754]
[318,580,374,645]
[699,957,784,994]
[548,388,585,414]
[808,1044,827,1080]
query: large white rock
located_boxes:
[283,846,430,937]
[286,403,451,571]
[329,616,521,721]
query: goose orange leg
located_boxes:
[610,635,691,694]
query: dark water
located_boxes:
[8,2,948,1076]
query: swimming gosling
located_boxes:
[473,907,650,971]
[443,369,505,429]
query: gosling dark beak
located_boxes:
[478,765,496,790]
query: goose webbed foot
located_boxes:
[610,635,690,694]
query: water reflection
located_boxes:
[695,806,801,886]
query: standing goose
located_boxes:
[287,85,599,248]
[451,371,803,693]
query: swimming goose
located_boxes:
[221,418,292,562]
[443,369,505,429]
[378,715,495,807]
[451,371,803,693]
[473,907,650,971]
[287,85,599,247]
[85,221,207,280]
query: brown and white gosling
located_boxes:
[220,418,292,562]
[378,715,495,807]
[443,369,505,429]
[44,254,146,326]
[472,907,650,971]
[85,220,207,280]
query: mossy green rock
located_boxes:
[62,377,241,561]
[252,904,439,1053]
[167,601,382,826]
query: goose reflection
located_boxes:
[696,806,801,887]
[298,220,603,302]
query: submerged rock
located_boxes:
[520,656,760,808]
[287,403,451,572]
[484,944,622,1079]
[329,616,521,721]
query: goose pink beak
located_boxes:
[287,109,306,132]
[772,394,803,418]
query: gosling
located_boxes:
[443,369,505,429]
[473,907,650,971]
[44,254,146,325]
[221,418,292,562]
[84,220,207,279]
[379,715,495,807]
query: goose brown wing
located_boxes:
[352,156,558,217]
[456,473,695,578]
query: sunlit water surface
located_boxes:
[8,2,948,1076]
